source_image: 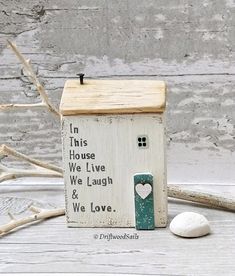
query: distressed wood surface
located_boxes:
[0,178,234,274]
[0,0,234,184]
[62,114,167,227]
[60,79,166,115]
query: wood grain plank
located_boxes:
[60,79,166,115]
[0,180,234,274]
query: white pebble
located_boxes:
[170,212,211,238]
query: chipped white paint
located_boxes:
[226,0,235,8]
[221,99,235,106]
[168,143,235,185]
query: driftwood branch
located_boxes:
[0,145,233,212]
[0,41,233,238]
[0,41,60,116]
[167,185,235,212]
[0,144,63,182]
[0,206,65,237]
[0,182,234,237]
[0,144,234,211]
[0,102,45,111]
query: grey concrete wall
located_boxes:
[0,0,234,183]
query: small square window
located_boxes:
[137,135,149,149]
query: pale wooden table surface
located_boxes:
[0,178,234,275]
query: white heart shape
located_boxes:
[135,183,152,199]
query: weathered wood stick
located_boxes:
[0,144,63,173]
[0,187,234,237]
[0,166,63,183]
[0,145,234,211]
[0,144,63,182]
[5,40,60,116]
[0,102,45,111]
[168,185,235,211]
[0,206,65,237]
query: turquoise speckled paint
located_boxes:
[134,173,155,230]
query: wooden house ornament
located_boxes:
[60,79,168,229]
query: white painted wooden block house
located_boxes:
[60,79,167,229]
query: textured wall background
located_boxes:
[0,0,234,184]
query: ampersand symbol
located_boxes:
[72,189,78,199]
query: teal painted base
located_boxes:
[134,173,155,230]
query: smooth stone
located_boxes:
[170,212,211,238]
